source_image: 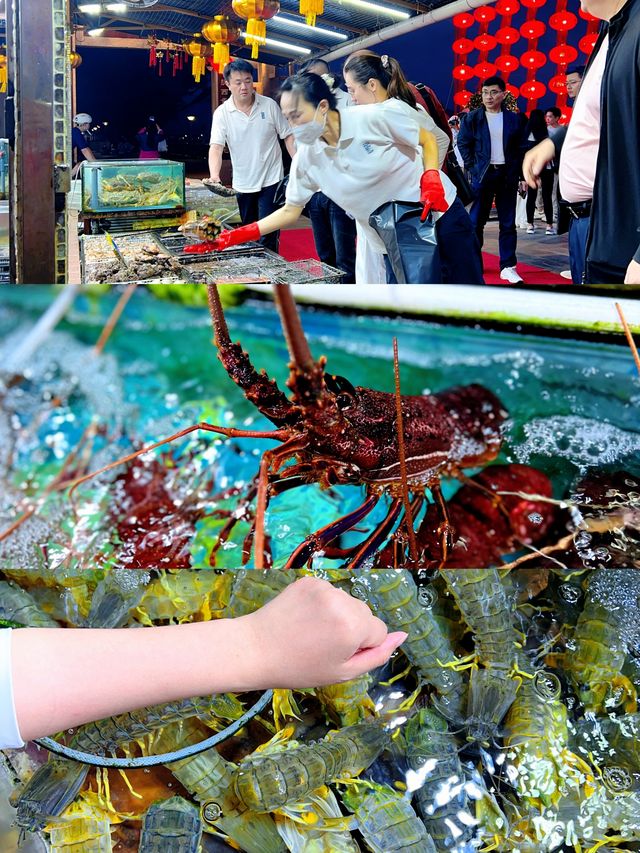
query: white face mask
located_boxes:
[291,105,327,145]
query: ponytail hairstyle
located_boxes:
[278,72,337,111]
[343,52,417,110]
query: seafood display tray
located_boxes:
[81,232,183,284]
[80,158,185,214]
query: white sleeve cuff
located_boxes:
[0,630,25,749]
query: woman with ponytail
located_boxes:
[342,52,483,284]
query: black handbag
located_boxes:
[445,150,475,206]
[368,200,442,284]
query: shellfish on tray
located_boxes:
[178,213,225,243]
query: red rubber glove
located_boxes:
[419,170,449,221]
[184,222,261,254]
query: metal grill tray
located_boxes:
[180,254,344,285]
[157,233,270,263]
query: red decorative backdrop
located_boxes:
[451,0,599,118]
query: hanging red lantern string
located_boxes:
[549,0,570,120]
[495,0,520,89]
[519,0,548,111]
[451,12,476,108]
[148,34,158,68]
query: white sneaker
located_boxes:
[526,225,535,234]
[545,226,556,235]
[500,266,524,284]
[559,269,573,280]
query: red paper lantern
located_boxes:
[549,11,578,31]
[495,26,520,45]
[578,8,598,21]
[579,33,599,54]
[519,20,546,39]
[549,44,578,64]
[561,106,573,122]
[548,74,566,94]
[474,5,497,22]
[520,0,546,7]
[474,33,497,51]
[520,49,547,70]
[506,83,520,98]
[495,0,520,14]
[452,64,474,80]
[495,54,520,73]
[474,61,497,78]
[520,79,547,99]
[453,12,474,28]
[452,37,474,54]
[453,90,472,107]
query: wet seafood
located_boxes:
[138,796,202,853]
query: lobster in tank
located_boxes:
[65,285,508,569]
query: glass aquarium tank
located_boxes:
[1,286,640,852]
[80,159,185,214]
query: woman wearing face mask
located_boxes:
[342,52,484,285]
[200,72,466,283]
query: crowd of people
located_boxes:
[72,0,639,285]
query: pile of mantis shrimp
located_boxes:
[1,566,640,852]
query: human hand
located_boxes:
[518,180,528,198]
[522,139,555,189]
[183,222,261,254]
[241,576,406,689]
[624,258,640,284]
[420,169,449,221]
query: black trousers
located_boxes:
[236,182,280,253]
[469,165,518,270]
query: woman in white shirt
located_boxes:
[201,72,466,283]
[342,53,484,285]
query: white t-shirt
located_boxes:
[0,629,24,749]
[209,93,293,193]
[286,99,456,253]
[560,35,608,204]
[486,111,505,164]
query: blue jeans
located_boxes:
[469,166,518,270]
[568,214,590,285]
[308,192,357,282]
[236,182,280,253]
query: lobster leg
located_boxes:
[285,494,380,568]
[346,499,404,569]
[206,285,298,427]
[430,481,455,567]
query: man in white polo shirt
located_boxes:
[208,59,295,253]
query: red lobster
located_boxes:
[65,285,508,569]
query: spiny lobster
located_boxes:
[65,285,508,569]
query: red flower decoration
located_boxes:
[495,54,520,73]
[549,11,578,31]
[520,49,547,70]
[452,37,474,54]
[519,20,546,39]
[549,44,578,64]
[495,26,520,45]
[474,33,497,51]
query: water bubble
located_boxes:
[417,586,437,609]
[602,765,632,793]
[559,584,581,604]
[533,670,561,702]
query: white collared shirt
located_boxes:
[486,111,505,164]
[210,93,293,193]
[286,99,456,252]
[0,630,24,749]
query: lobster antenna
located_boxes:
[393,338,419,564]
[615,302,640,377]
[206,284,230,346]
[272,285,315,369]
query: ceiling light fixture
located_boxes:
[78,4,102,13]
[340,0,410,20]
[240,32,311,54]
[272,15,348,39]
[87,27,105,36]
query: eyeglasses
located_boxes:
[482,89,503,97]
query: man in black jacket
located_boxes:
[457,76,528,284]
[523,0,640,285]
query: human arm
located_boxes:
[80,146,95,162]
[625,258,640,284]
[522,138,556,188]
[455,114,474,172]
[418,126,449,219]
[9,577,405,743]
[186,202,303,253]
[284,133,296,159]
[208,143,224,183]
